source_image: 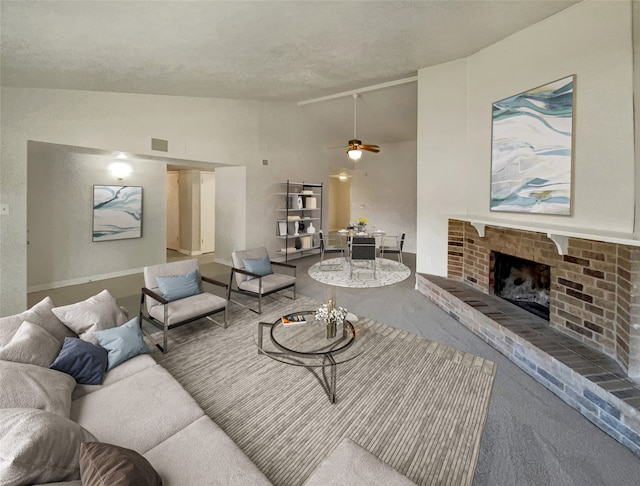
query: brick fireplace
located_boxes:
[447,219,640,379]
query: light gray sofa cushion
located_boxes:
[0,408,97,486]
[144,416,272,486]
[72,354,157,400]
[71,364,204,453]
[303,438,418,486]
[0,296,76,348]
[0,360,75,418]
[52,289,128,345]
[0,321,61,367]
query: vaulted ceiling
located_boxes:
[1,1,578,146]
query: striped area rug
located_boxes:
[151,295,496,486]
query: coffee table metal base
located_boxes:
[258,321,340,403]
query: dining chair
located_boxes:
[379,233,405,263]
[319,230,345,268]
[349,237,376,278]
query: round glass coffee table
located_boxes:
[257,311,371,403]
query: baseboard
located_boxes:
[214,256,233,267]
[178,248,203,256]
[27,266,145,293]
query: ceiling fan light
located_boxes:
[348,149,362,160]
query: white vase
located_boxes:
[307,222,316,234]
[294,221,299,235]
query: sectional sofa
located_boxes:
[0,292,417,486]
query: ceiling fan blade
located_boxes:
[361,146,380,153]
[360,144,380,149]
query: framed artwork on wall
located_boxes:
[92,185,142,241]
[490,75,575,215]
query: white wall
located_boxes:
[1,87,328,314]
[27,142,166,290]
[350,140,417,253]
[416,0,636,275]
[215,166,246,266]
[417,59,469,275]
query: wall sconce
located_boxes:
[338,173,349,182]
[109,162,132,180]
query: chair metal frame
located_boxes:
[319,230,345,269]
[228,259,296,314]
[349,237,377,278]
[139,274,228,354]
[380,233,405,263]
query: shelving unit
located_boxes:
[276,180,323,261]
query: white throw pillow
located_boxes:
[0,408,97,486]
[0,321,61,367]
[0,360,75,418]
[0,296,76,348]
[52,289,128,345]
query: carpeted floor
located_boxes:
[151,295,496,486]
[308,257,411,288]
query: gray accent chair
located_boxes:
[380,233,406,263]
[139,259,228,353]
[229,247,296,314]
[349,237,377,278]
[319,230,345,268]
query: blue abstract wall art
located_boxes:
[491,75,575,215]
[93,185,142,241]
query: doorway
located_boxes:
[328,173,351,231]
[166,171,180,251]
[166,169,216,257]
[200,171,215,253]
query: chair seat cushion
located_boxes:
[238,273,296,295]
[149,292,226,327]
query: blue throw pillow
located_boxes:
[49,337,109,385]
[93,317,150,371]
[243,255,273,281]
[155,268,201,302]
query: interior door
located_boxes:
[166,171,180,251]
[200,171,216,253]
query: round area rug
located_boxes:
[308,257,411,288]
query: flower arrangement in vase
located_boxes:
[356,217,368,233]
[315,290,348,339]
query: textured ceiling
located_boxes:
[1,1,577,149]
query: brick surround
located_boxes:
[447,219,640,379]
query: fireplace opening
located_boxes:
[493,252,550,320]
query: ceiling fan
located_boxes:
[347,93,380,160]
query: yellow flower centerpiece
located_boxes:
[356,217,368,232]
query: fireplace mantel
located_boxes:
[450,215,640,255]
